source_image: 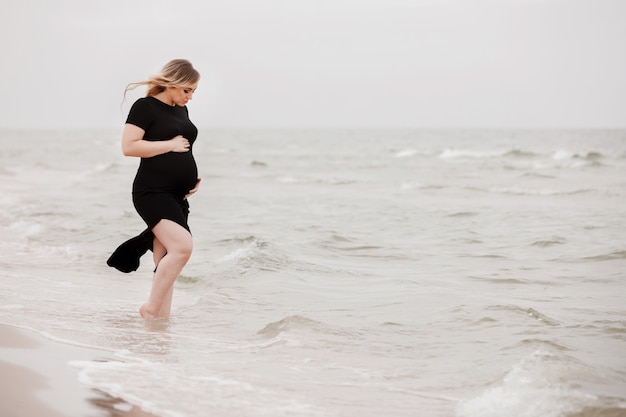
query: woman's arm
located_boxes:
[121,124,190,158]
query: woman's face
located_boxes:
[168,83,198,107]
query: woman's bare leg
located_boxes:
[157,287,174,318]
[140,219,192,319]
[150,237,174,318]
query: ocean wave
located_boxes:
[317,234,403,260]
[176,274,203,285]
[4,213,95,264]
[465,186,592,196]
[457,350,612,417]
[525,308,561,327]
[400,182,447,190]
[257,315,322,338]
[502,338,571,352]
[484,305,561,326]
[437,147,608,170]
[440,148,506,159]
[277,175,356,185]
[520,172,557,179]
[581,250,626,262]
[552,149,604,161]
[460,253,508,259]
[257,314,355,340]
[569,320,626,340]
[504,149,538,158]
[531,237,567,247]
[217,235,268,248]
[438,148,541,160]
[214,235,288,273]
[393,148,428,158]
[332,244,385,252]
[446,211,479,218]
[469,276,527,284]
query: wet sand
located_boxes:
[0,323,159,417]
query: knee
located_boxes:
[172,241,193,262]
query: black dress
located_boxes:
[107,96,198,273]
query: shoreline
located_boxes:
[0,322,159,417]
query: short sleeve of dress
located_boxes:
[126,98,153,130]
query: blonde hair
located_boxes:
[123,59,200,101]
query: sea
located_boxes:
[0,128,625,417]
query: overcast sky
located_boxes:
[1,0,625,129]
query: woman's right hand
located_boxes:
[170,135,190,152]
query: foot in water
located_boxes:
[139,304,158,319]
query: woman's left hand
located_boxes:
[185,178,201,199]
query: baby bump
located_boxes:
[134,152,198,195]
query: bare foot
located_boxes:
[139,304,157,319]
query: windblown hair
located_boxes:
[123,59,200,101]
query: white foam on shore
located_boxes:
[456,350,603,417]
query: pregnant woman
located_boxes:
[107,59,201,320]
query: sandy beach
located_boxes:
[0,323,158,417]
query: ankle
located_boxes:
[139,304,158,319]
